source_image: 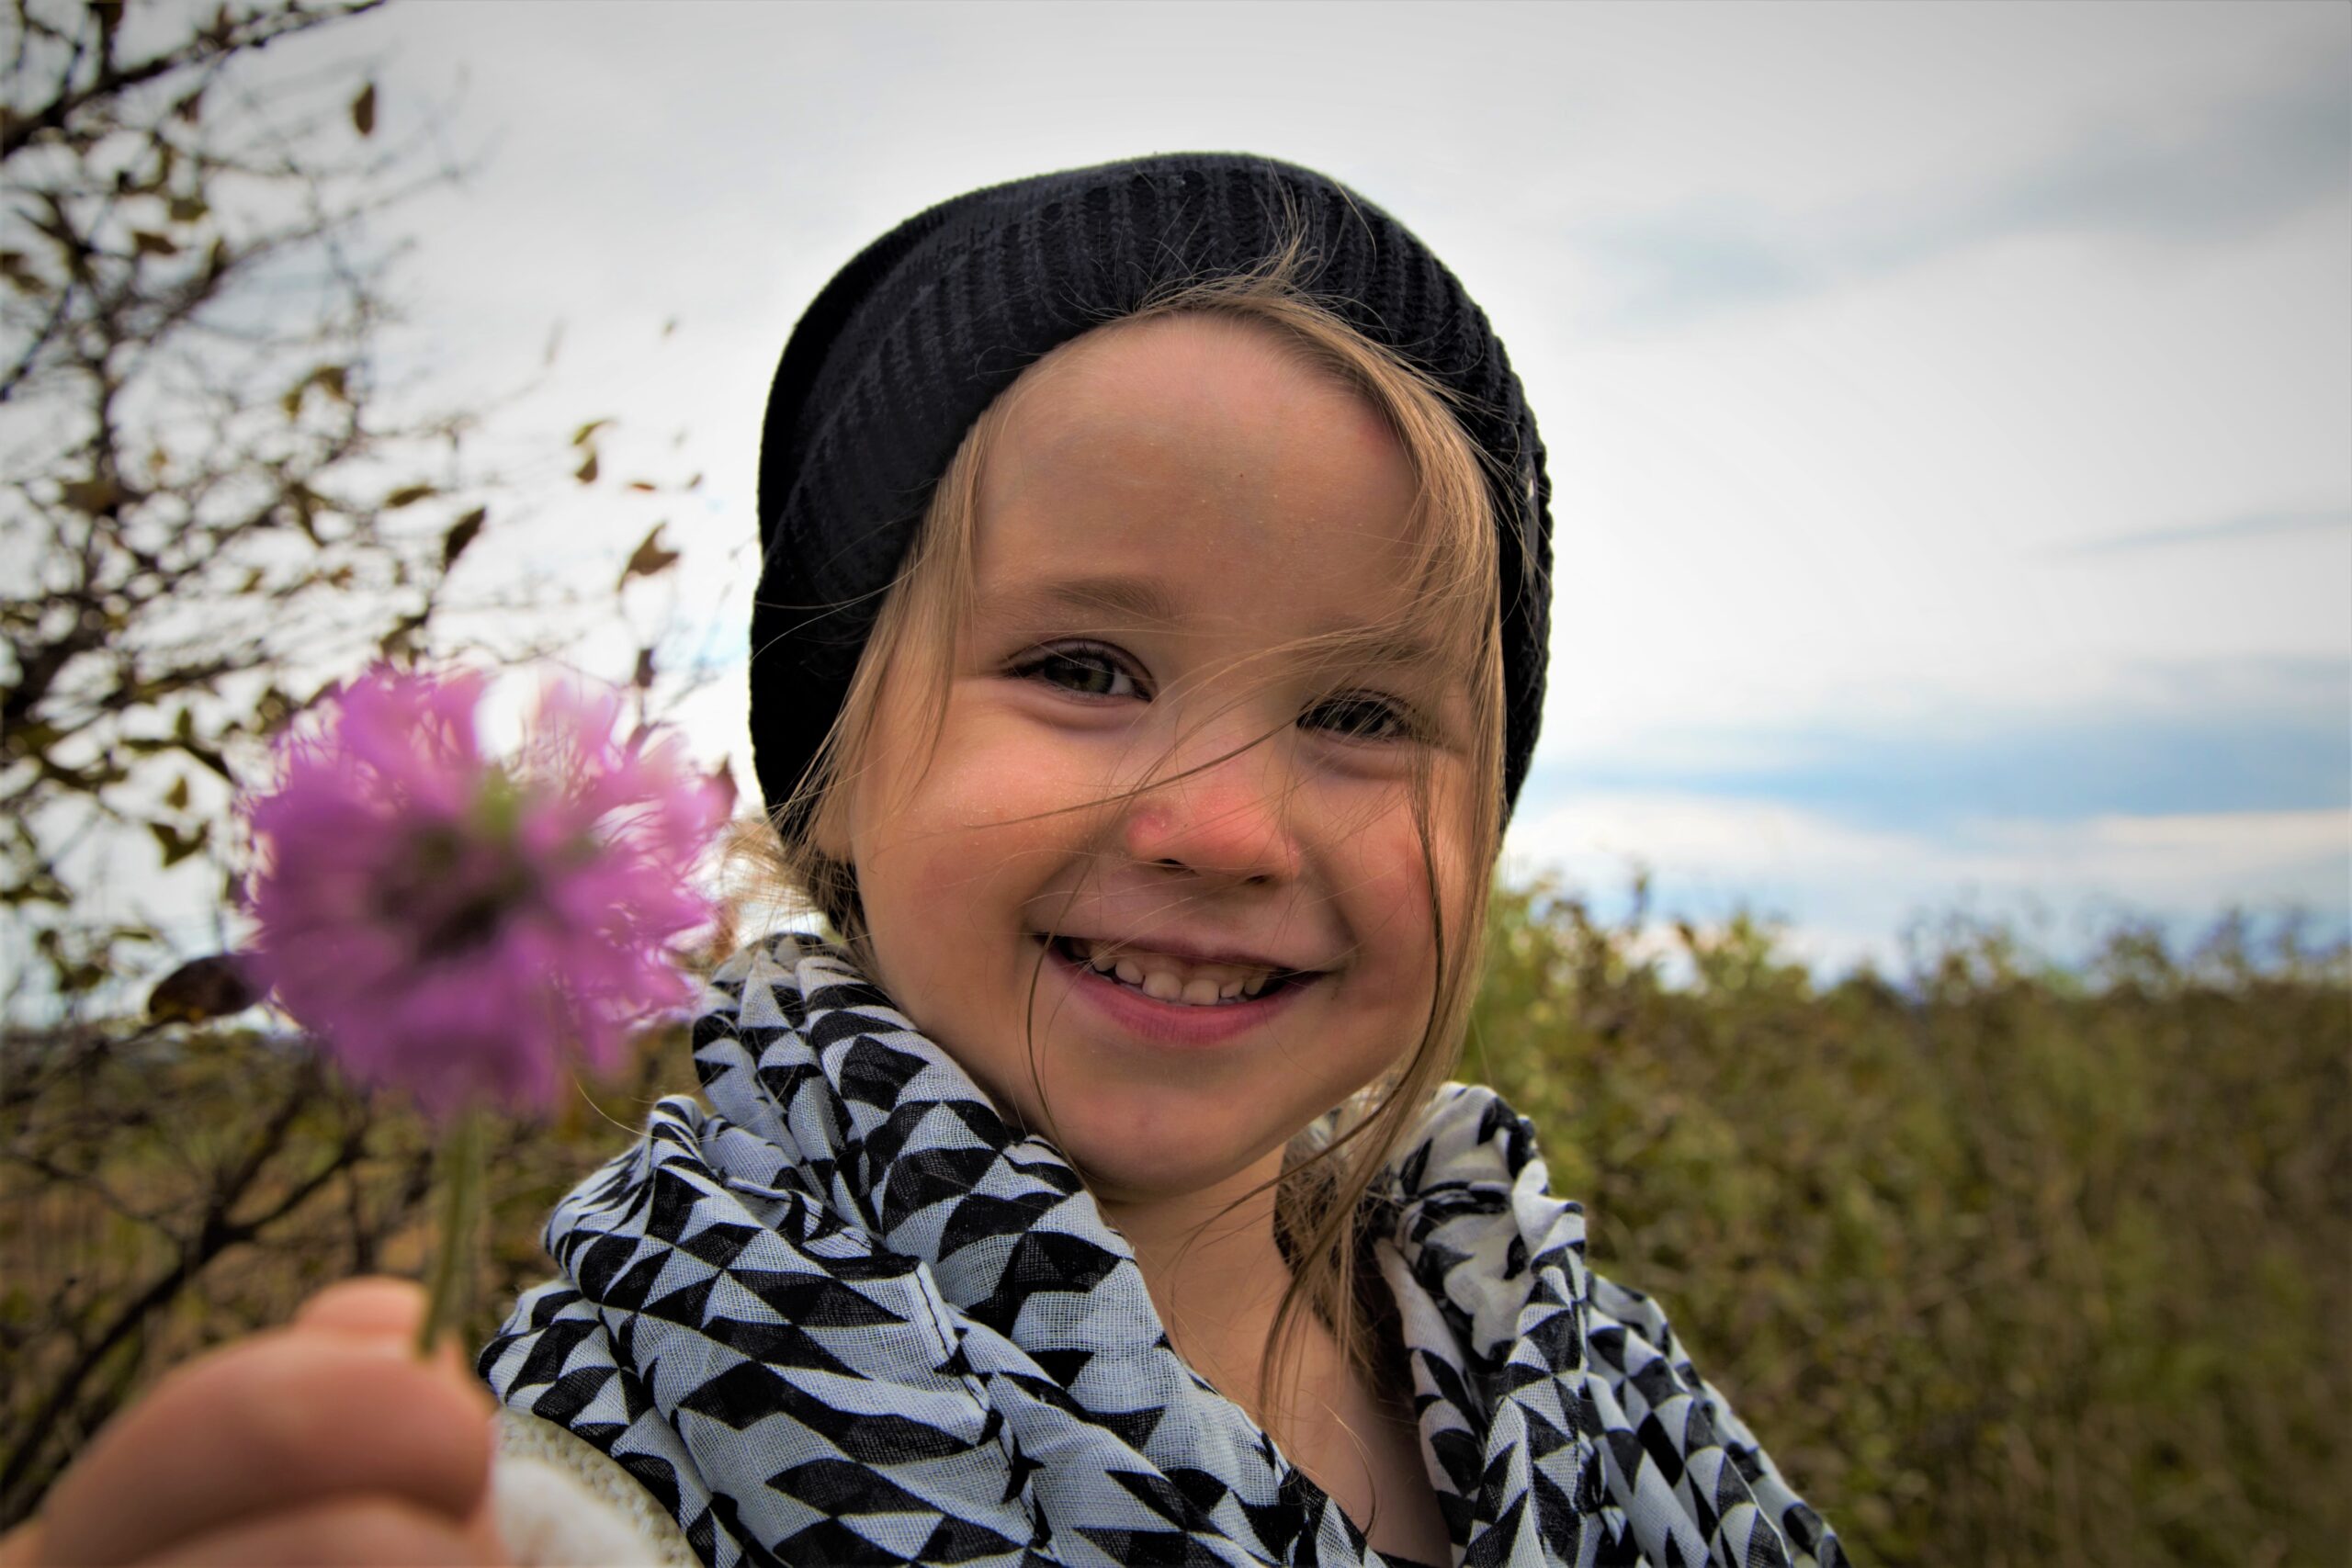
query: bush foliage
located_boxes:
[1466,880,2350,1566]
[5,879,2345,1564]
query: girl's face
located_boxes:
[833,313,1474,1208]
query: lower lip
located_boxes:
[1036,939,1317,1048]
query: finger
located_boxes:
[460,1496,516,1567]
[0,1518,42,1568]
[290,1276,429,1337]
[38,1334,492,1568]
[142,1495,490,1567]
[288,1276,472,1379]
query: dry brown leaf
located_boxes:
[442,505,487,567]
[618,524,680,587]
[147,953,258,1023]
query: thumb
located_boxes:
[295,1277,516,1566]
[291,1276,484,1390]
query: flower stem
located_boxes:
[415,1101,484,1359]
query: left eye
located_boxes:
[1304,694,1413,741]
[1015,644,1144,699]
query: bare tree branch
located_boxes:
[0,2,384,163]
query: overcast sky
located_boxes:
[292,0,2347,976]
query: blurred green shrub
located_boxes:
[1468,878,2350,1567]
[0,1015,686,1530]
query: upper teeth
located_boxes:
[1067,938,1277,1003]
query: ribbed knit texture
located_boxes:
[751,152,1554,824]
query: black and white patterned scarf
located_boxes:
[480,933,1843,1568]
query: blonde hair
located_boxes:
[746,242,1509,1429]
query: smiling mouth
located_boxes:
[1043,935,1310,1008]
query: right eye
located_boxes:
[1011,642,1147,700]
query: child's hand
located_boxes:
[2,1279,513,1566]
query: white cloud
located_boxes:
[1968,807,2351,896]
[1507,792,2349,975]
[1537,197,2352,763]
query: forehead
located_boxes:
[972,314,1428,640]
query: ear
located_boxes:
[805,789,855,867]
[813,771,879,869]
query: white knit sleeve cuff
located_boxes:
[489,1406,701,1567]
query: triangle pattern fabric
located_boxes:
[481,933,1843,1567]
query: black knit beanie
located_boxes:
[752,152,1553,827]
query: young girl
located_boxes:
[9,155,1841,1568]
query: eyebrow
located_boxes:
[977,572,1444,669]
[977,574,1184,630]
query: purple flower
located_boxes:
[241,665,728,1123]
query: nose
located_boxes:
[1114,726,1305,886]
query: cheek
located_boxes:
[1345,787,1485,1032]
[1350,796,1442,920]
[846,732,1079,1049]
[856,819,1015,1005]
[1331,814,1447,1022]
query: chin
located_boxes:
[1044,1102,1287,1208]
